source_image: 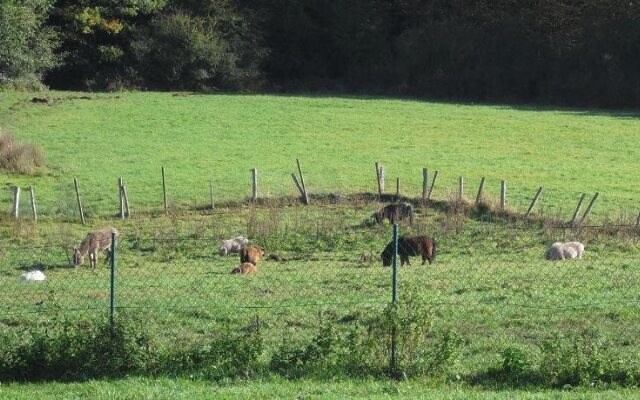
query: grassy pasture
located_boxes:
[1,91,639,220]
[2,203,639,382]
[3,376,640,399]
[1,92,640,393]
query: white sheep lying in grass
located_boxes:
[544,241,585,260]
[218,236,248,256]
[19,270,46,282]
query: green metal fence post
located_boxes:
[110,232,117,328]
[392,224,398,304]
[390,223,399,376]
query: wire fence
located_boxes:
[1,220,640,373]
[3,167,638,224]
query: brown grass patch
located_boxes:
[0,129,45,175]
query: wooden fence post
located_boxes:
[118,177,125,219]
[73,178,85,224]
[121,184,130,218]
[292,173,304,198]
[458,177,464,200]
[209,179,215,209]
[475,177,486,206]
[500,180,507,209]
[579,192,599,225]
[161,166,168,215]
[422,168,428,202]
[12,186,20,219]
[296,159,309,205]
[251,168,258,202]
[396,177,400,197]
[29,186,37,222]
[569,193,586,225]
[427,170,439,201]
[375,162,382,198]
[525,187,543,217]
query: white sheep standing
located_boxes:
[218,236,249,256]
[544,241,585,260]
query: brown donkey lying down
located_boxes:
[381,235,436,266]
[231,262,258,274]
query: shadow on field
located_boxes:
[189,90,640,120]
[14,262,74,272]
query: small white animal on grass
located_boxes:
[19,270,46,282]
[544,241,585,260]
[74,226,120,269]
[218,236,248,256]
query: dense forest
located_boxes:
[2,0,640,107]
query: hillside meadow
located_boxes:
[1,92,640,396]
[1,91,639,220]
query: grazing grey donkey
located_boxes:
[74,226,119,269]
[373,202,414,225]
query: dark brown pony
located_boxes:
[373,202,414,225]
[381,236,436,266]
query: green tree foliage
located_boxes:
[131,1,264,90]
[47,0,168,89]
[0,0,60,89]
[28,0,640,106]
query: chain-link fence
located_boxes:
[1,220,640,377]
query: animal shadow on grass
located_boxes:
[14,262,73,272]
[206,270,232,276]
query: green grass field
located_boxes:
[1,91,639,220]
[3,376,640,399]
[1,204,639,388]
[1,91,640,395]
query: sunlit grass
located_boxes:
[1,91,639,219]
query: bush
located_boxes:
[162,330,263,380]
[482,331,640,388]
[270,323,348,378]
[0,317,157,381]
[0,0,59,88]
[270,292,463,379]
[0,130,45,175]
[0,73,48,91]
[131,5,264,91]
[0,316,264,382]
[538,331,640,387]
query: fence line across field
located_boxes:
[3,160,625,222]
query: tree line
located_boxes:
[2,0,640,108]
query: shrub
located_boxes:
[162,330,263,380]
[0,0,59,88]
[483,346,540,386]
[0,129,45,175]
[270,323,347,378]
[270,291,463,379]
[0,317,157,381]
[131,5,264,91]
[483,331,640,388]
[538,331,640,387]
[364,292,463,378]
